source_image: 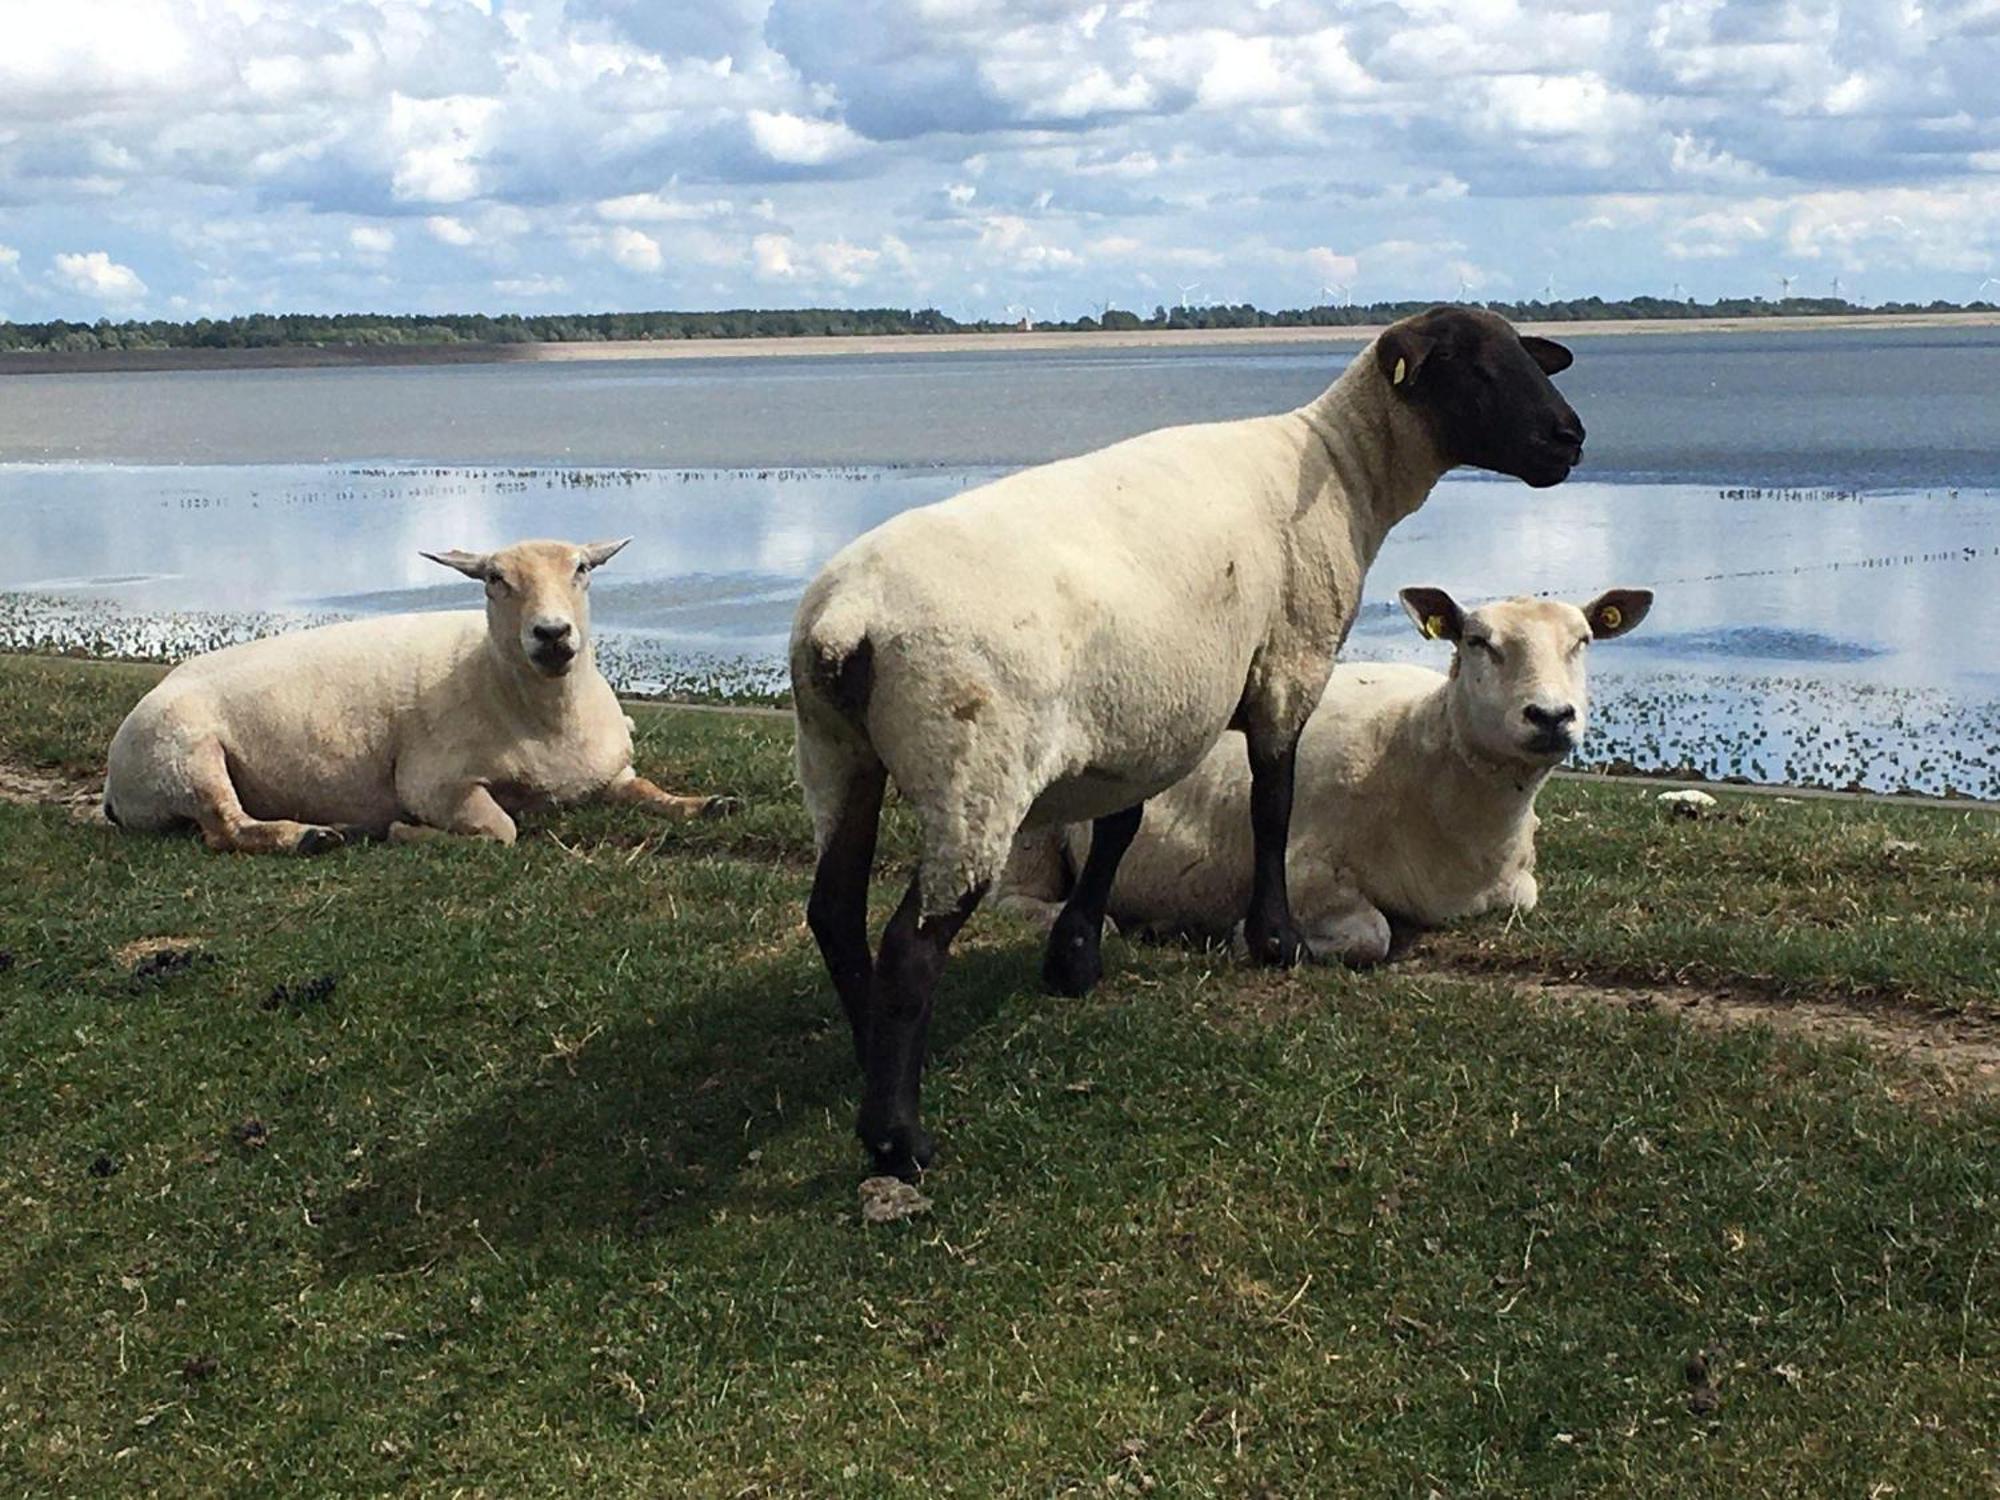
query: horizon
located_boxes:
[3,4,1998,325]
[6,290,1996,342]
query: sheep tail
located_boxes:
[793,592,876,731]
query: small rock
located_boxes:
[1881,838,1919,856]
[88,1153,120,1179]
[1657,789,1719,819]
[232,1118,270,1151]
[858,1175,933,1224]
[261,974,338,1012]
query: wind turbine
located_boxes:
[1542,271,1557,301]
[1777,273,1794,299]
[1455,272,1473,303]
[1978,276,2000,301]
[1334,281,1352,307]
[1318,284,1338,307]
[1177,281,1201,311]
[1830,275,1842,300]
[1671,280,1685,302]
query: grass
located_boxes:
[2,651,1997,1495]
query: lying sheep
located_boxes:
[999,585,1654,963]
[791,306,1586,1178]
[104,538,731,852]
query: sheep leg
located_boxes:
[603,771,740,821]
[1242,726,1307,967]
[806,763,889,1066]
[861,873,982,1180]
[185,740,345,856]
[390,783,518,844]
[1040,801,1143,998]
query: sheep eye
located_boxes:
[486,575,512,595]
[1465,635,1499,660]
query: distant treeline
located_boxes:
[2,295,1994,353]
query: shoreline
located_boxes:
[4,310,1997,376]
[5,648,1994,811]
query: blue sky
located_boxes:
[2,0,1997,322]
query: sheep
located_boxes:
[790,306,1586,1178]
[998,586,1655,964]
[103,538,733,852]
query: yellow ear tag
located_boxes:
[1424,613,1445,640]
[1599,604,1623,631]
[1393,356,1407,386]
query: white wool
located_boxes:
[792,338,1450,918]
[1000,595,1642,964]
[103,538,666,847]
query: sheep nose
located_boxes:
[1549,412,1585,449]
[531,621,573,644]
[1523,703,1577,730]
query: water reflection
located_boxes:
[2,462,1996,797]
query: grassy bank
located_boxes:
[2,652,1997,1495]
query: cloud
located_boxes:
[426,216,477,247]
[349,225,396,258]
[746,110,866,165]
[606,227,665,273]
[52,250,146,301]
[0,0,1995,317]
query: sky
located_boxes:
[1,0,1997,323]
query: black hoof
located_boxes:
[1041,920,1103,998]
[295,827,346,857]
[1245,915,1306,968]
[700,795,742,820]
[860,1120,934,1182]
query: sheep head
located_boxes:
[1376,307,1585,489]
[422,537,631,679]
[1399,585,1653,767]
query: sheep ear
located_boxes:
[421,548,493,581]
[1583,587,1653,640]
[1399,586,1464,643]
[580,538,632,571]
[1521,335,1573,375]
[1377,325,1435,392]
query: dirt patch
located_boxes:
[0,761,104,821]
[1405,960,2000,1094]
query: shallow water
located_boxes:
[3,461,1996,797]
[4,326,2000,487]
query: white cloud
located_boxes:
[387,94,500,204]
[0,0,1994,315]
[493,274,568,298]
[597,191,736,223]
[349,225,396,258]
[52,250,147,301]
[746,110,865,165]
[426,216,476,247]
[606,227,664,273]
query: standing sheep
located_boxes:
[998,586,1654,963]
[104,538,732,852]
[793,306,1585,1178]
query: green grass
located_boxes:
[2,651,1998,1495]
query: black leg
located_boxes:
[1244,726,1306,967]
[859,874,982,1180]
[1041,802,1143,997]
[805,764,887,1067]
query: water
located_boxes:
[4,326,1999,487]
[2,326,1998,797]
